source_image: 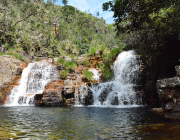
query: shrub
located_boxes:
[64,61,76,70]
[82,70,92,81]
[89,47,95,56]
[35,58,40,61]
[60,70,68,79]
[57,58,65,65]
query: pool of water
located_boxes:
[0,106,179,139]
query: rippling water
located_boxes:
[0,106,179,139]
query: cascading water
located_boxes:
[5,61,58,106]
[74,83,88,106]
[89,69,101,83]
[89,50,143,107]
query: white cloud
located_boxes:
[56,0,114,24]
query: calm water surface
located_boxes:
[0,106,179,139]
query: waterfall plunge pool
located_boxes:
[0,106,179,139]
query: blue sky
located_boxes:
[55,0,114,24]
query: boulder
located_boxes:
[156,65,180,120]
[151,108,163,115]
[35,85,63,106]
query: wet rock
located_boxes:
[34,80,64,106]
[41,86,63,106]
[165,101,175,111]
[151,108,163,115]
[16,68,22,76]
[66,98,75,106]
[18,96,27,104]
[64,86,75,95]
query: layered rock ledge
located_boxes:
[155,66,180,119]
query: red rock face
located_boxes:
[34,80,64,106]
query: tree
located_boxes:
[103,0,180,35]
[62,0,68,6]
[103,0,180,104]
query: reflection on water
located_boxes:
[0,106,179,139]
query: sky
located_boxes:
[55,0,114,24]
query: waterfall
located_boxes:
[5,61,57,106]
[89,50,143,107]
[74,83,88,106]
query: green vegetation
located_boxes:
[35,58,40,61]
[69,54,74,60]
[64,61,76,70]
[0,52,4,56]
[89,47,96,56]
[103,0,180,103]
[0,52,26,62]
[5,53,25,62]
[57,58,65,65]
[100,66,111,81]
[0,0,119,59]
[82,70,92,81]
[60,70,68,79]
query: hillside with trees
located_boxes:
[0,0,120,59]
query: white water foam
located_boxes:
[89,69,100,83]
[89,50,143,107]
[4,61,57,106]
